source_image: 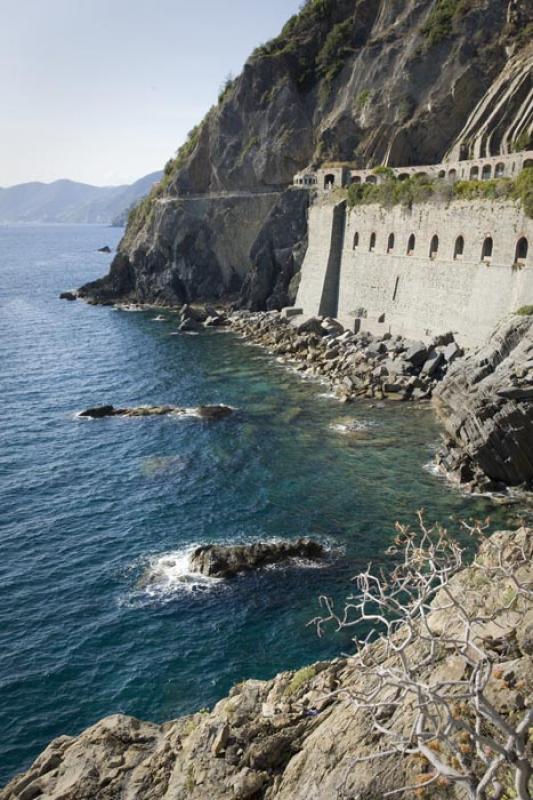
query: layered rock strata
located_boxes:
[434,313,533,491]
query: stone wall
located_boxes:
[296,197,533,347]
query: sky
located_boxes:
[0,0,302,187]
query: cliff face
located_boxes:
[434,313,533,490]
[79,0,532,309]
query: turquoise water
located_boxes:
[0,225,511,784]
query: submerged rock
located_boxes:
[189,538,326,578]
[78,404,234,420]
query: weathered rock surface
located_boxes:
[77,0,531,310]
[189,539,326,579]
[434,314,533,490]
[2,528,531,800]
[79,404,234,420]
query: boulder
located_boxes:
[79,405,115,418]
[59,291,77,301]
[405,342,428,368]
[421,350,444,377]
[443,341,463,364]
[189,539,326,578]
[195,405,234,420]
[97,246,111,253]
[179,318,204,333]
[297,317,325,336]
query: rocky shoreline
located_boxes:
[2,527,531,800]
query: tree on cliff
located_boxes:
[313,516,533,799]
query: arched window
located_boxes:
[351,175,361,184]
[398,173,409,182]
[454,235,464,260]
[369,232,376,252]
[470,166,479,180]
[407,234,416,255]
[353,232,359,249]
[524,159,533,170]
[387,233,395,253]
[481,237,493,262]
[515,237,528,264]
[495,163,505,178]
[438,170,446,178]
[448,169,457,181]
[324,174,335,190]
[429,235,439,259]
[365,175,377,185]
[482,165,492,181]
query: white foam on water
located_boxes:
[330,419,377,434]
[123,547,223,606]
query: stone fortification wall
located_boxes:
[296,198,533,347]
[294,200,346,319]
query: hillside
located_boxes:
[78,0,533,308]
[0,171,163,225]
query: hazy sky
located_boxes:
[0,0,302,187]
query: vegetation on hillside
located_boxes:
[345,167,533,218]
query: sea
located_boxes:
[0,224,517,784]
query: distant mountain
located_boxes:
[0,171,163,225]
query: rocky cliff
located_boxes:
[79,0,533,309]
[2,527,531,800]
[434,312,533,491]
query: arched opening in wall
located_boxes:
[454,235,464,260]
[495,162,505,178]
[481,237,493,262]
[351,176,361,184]
[415,172,427,179]
[407,234,416,255]
[515,237,528,264]
[438,170,446,178]
[524,159,533,170]
[324,174,335,190]
[353,232,359,249]
[369,233,377,252]
[365,175,377,184]
[429,235,439,260]
[470,166,479,179]
[387,233,395,253]
[448,169,457,181]
[482,165,492,180]
[398,173,409,181]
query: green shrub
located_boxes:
[516,306,533,316]
[421,0,470,47]
[285,665,317,696]
[316,18,353,81]
[345,169,533,218]
[355,89,372,111]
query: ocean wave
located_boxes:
[122,547,223,606]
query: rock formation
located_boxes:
[2,527,531,800]
[78,404,234,420]
[434,313,533,490]
[189,539,326,579]
[78,0,533,310]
